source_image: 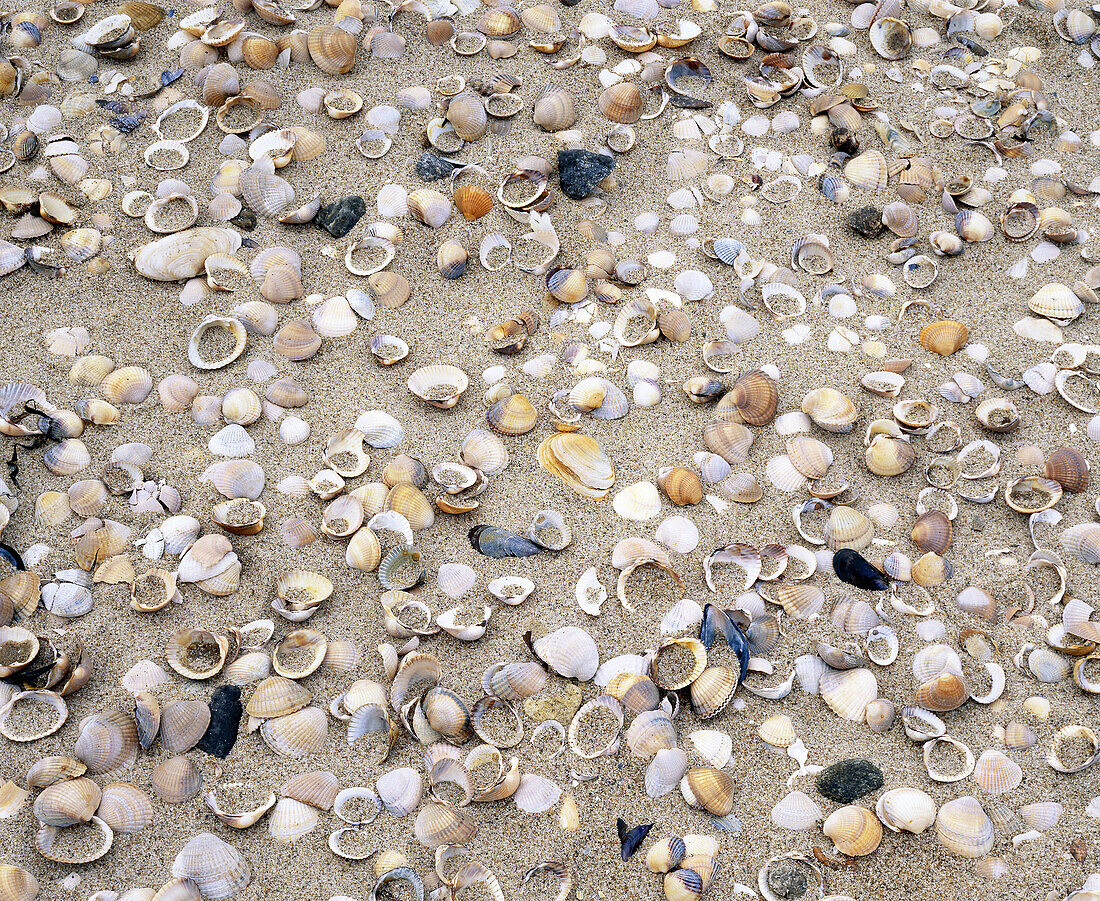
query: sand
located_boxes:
[1,0,1100,898]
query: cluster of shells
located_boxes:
[3,0,1100,895]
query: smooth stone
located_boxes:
[316,196,365,238]
[558,149,615,200]
[815,758,884,803]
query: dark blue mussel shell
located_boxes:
[832,548,890,591]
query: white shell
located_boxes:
[654,516,700,553]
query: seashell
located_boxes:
[1045,447,1089,493]
[454,185,493,221]
[935,797,994,858]
[1029,283,1084,322]
[407,189,452,229]
[772,790,823,831]
[973,749,1022,795]
[160,700,211,754]
[876,787,936,834]
[308,25,356,74]
[33,776,101,826]
[132,228,242,281]
[150,756,203,804]
[407,365,468,409]
[36,816,113,865]
[912,672,968,712]
[260,707,327,758]
[679,767,735,817]
[823,805,882,856]
[920,320,969,356]
[414,802,477,847]
[598,83,643,123]
[802,387,857,432]
[819,667,877,721]
[714,370,778,425]
[96,782,153,834]
[531,627,599,681]
[924,735,975,783]
[533,85,576,132]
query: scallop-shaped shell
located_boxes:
[771,790,823,830]
[308,25,356,74]
[973,749,1022,795]
[823,805,882,856]
[408,189,452,229]
[33,776,100,826]
[414,802,476,848]
[819,667,877,721]
[935,797,994,858]
[920,320,968,356]
[260,706,328,757]
[246,675,311,718]
[150,756,203,804]
[680,767,735,817]
[531,627,599,681]
[160,700,211,753]
[1029,283,1083,322]
[96,782,153,834]
[598,83,643,123]
[802,387,857,432]
[375,767,423,818]
[825,506,874,551]
[74,710,138,773]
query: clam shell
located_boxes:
[935,797,994,858]
[822,805,882,856]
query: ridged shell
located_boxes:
[935,797,994,858]
[822,805,882,856]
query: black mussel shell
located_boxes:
[832,548,889,591]
[617,817,653,860]
[468,525,542,558]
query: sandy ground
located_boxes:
[1,0,1100,898]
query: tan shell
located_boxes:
[822,805,882,855]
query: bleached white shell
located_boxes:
[654,516,700,553]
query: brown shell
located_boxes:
[681,766,735,816]
[454,184,493,221]
[657,466,703,505]
[919,320,968,356]
[1045,447,1089,493]
[598,83,643,124]
[911,510,952,554]
[714,370,779,425]
[912,671,969,711]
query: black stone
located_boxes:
[668,94,712,109]
[558,149,615,201]
[316,196,365,238]
[197,685,242,758]
[415,152,464,182]
[816,758,884,803]
[847,205,885,238]
[833,548,890,591]
[616,818,653,861]
[560,0,582,6]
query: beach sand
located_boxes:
[1,0,1100,898]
